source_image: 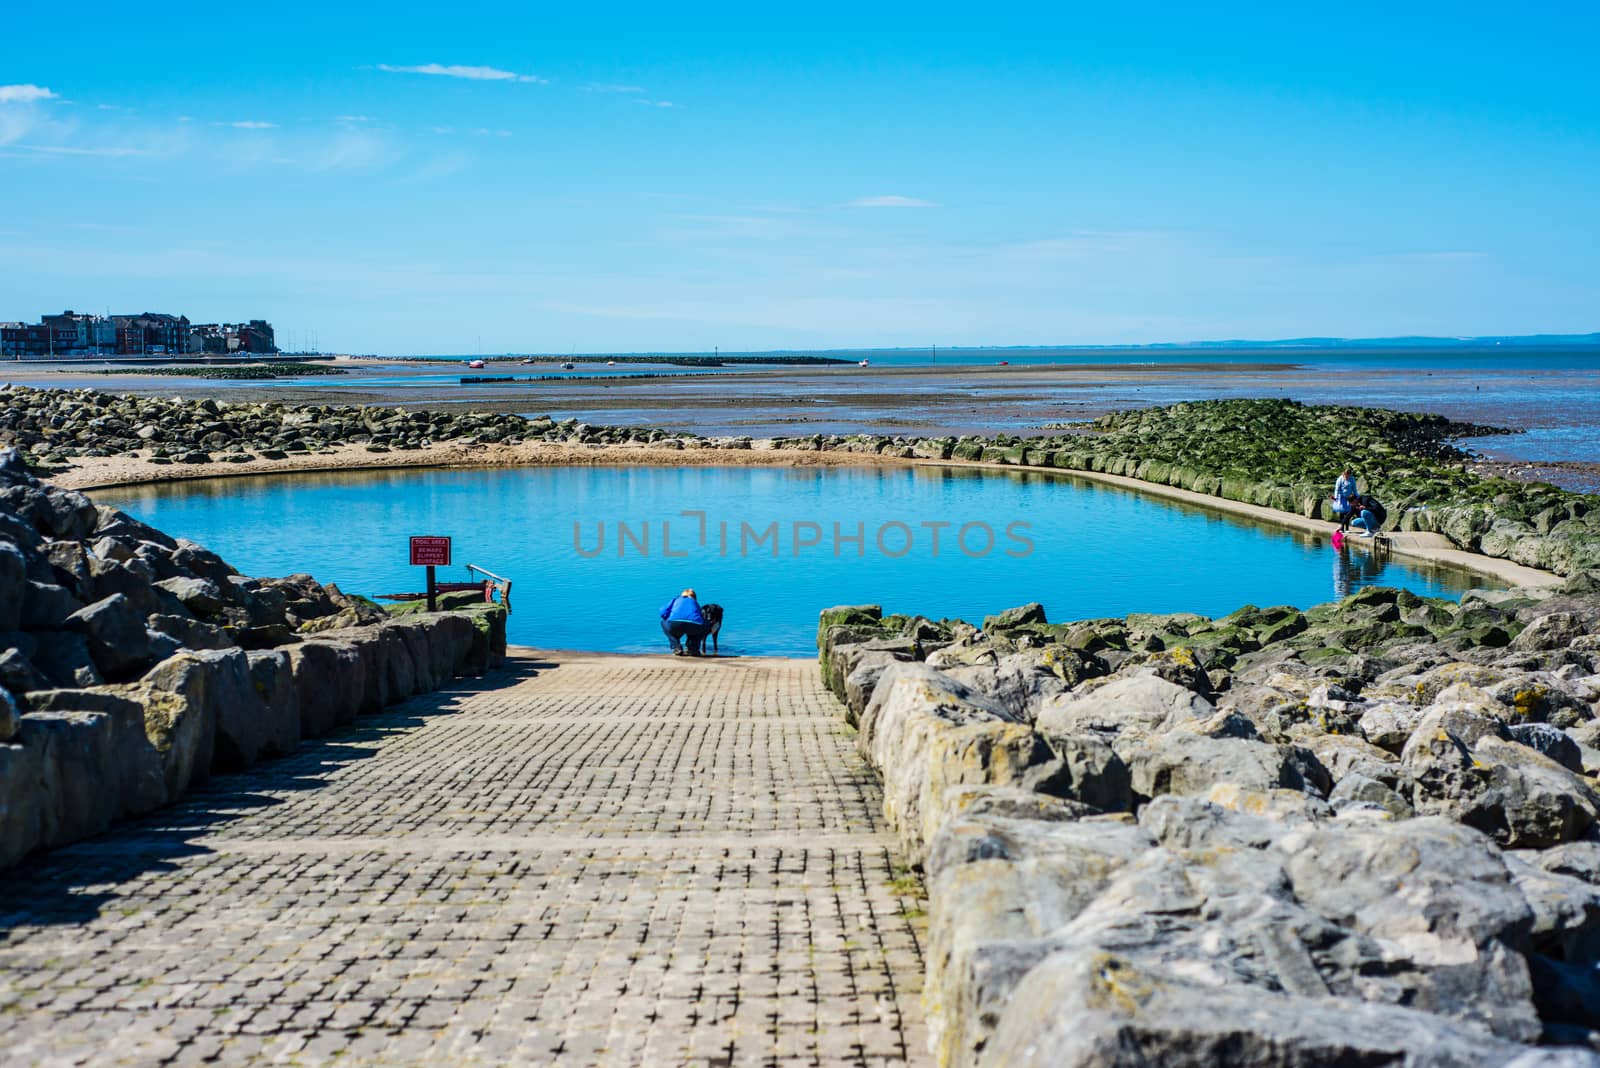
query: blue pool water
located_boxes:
[96,465,1489,657]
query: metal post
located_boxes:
[426,565,437,612]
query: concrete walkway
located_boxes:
[0,653,929,1067]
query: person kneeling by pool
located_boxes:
[660,587,712,656]
[1349,493,1388,537]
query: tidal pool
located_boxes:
[96,465,1490,657]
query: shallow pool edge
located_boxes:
[62,440,1561,592]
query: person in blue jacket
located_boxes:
[1332,469,1358,531]
[660,587,711,656]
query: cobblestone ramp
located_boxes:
[0,654,929,1067]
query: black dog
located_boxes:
[702,603,724,656]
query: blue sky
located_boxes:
[2,2,1597,354]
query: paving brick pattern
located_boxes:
[0,654,929,1067]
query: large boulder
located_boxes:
[160,647,267,774]
[829,636,917,711]
[138,650,237,796]
[981,952,1533,1068]
[20,580,84,629]
[1290,729,1401,790]
[11,712,123,856]
[944,653,1073,722]
[288,639,364,737]
[21,688,167,825]
[1035,675,1212,742]
[1282,817,1542,1042]
[816,604,883,688]
[323,626,390,716]
[396,623,438,693]
[420,612,474,685]
[31,631,103,689]
[63,593,151,680]
[1119,732,1331,801]
[1036,732,1133,812]
[924,813,1153,1065]
[1358,701,1425,754]
[0,730,47,867]
[0,540,25,630]
[377,625,417,704]
[1405,716,1600,847]
[1509,722,1584,773]
[964,802,1564,1066]
[154,576,226,617]
[842,651,905,726]
[857,663,1052,862]
[982,602,1047,632]
[244,649,300,762]
[1470,736,1600,848]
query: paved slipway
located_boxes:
[0,653,930,1067]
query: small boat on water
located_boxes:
[607,360,616,366]
[858,359,870,367]
[561,361,576,370]
[521,357,536,365]
[467,359,486,369]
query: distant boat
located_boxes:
[858,359,870,367]
[521,357,536,365]
[561,361,576,370]
[997,360,1010,366]
[607,360,616,366]
[467,359,486,369]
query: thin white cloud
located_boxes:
[216,120,277,129]
[633,99,677,108]
[586,83,644,94]
[428,126,511,138]
[9,144,149,157]
[1003,231,1179,260]
[336,114,373,123]
[846,195,939,208]
[377,63,546,84]
[0,84,58,105]
[308,129,398,171]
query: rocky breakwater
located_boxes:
[820,398,1596,577]
[0,384,692,469]
[0,447,506,869]
[781,398,1597,578]
[818,584,1600,1066]
[1060,399,1600,576]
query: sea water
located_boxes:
[96,465,1490,657]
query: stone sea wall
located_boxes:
[815,398,1594,577]
[0,384,687,464]
[4,388,1594,576]
[819,582,1600,1066]
[0,447,506,869]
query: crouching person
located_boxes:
[660,587,712,656]
[1350,493,1388,537]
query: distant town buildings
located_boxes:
[1,311,278,358]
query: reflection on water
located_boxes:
[1331,537,1390,601]
[96,465,1493,656]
